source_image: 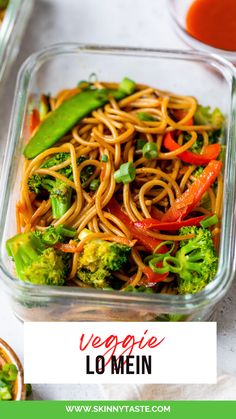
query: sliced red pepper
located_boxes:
[134,214,206,231]
[29,109,40,135]
[173,109,193,126]
[164,131,221,165]
[149,206,163,220]
[161,160,222,222]
[106,198,168,283]
[106,197,168,253]
[142,266,167,284]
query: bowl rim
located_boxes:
[0,43,236,313]
[0,337,26,400]
[167,0,236,62]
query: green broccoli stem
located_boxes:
[184,261,203,273]
[6,233,45,280]
[6,232,67,286]
[56,225,76,238]
[50,184,72,219]
[28,175,73,219]
[77,234,131,288]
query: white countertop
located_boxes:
[0,0,235,400]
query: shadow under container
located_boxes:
[0,44,236,322]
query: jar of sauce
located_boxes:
[186,0,236,52]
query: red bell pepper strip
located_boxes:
[106,198,168,283]
[150,206,163,220]
[29,109,40,135]
[173,109,193,126]
[134,215,206,231]
[164,132,221,165]
[106,197,167,253]
[161,160,222,222]
[142,266,166,284]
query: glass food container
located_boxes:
[167,0,236,63]
[0,44,235,322]
[0,0,33,89]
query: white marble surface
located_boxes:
[0,0,235,400]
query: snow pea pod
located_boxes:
[23,78,136,159]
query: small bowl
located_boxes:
[167,0,236,63]
[0,338,26,400]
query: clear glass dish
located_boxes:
[0,0,33,89]
[167,0,236,63]
[0,44,236,322]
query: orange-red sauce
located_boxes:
[186,0,236,51]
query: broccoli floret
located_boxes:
[44,154,94,186]
[77,231,131,288]
[193,105,224,146]
[28,154,95,218]
[194,105,224,129]
[28,173,72,220]
[50,179,72,219]
[78,156,94,187]
[152,226,218,294]
[29,152,73,220]
[23,248,65,285]
[34,224,76,245]
[183,132,204,154]
[28,174,42,194]
[42,152,76,180]
[174,226,218,294]
[6,232,66,285]
[28,174,55,195]
[77,267,110,289]
[41,152,70,169]
[193,106,224,144]
[34,225,75,278]
[58,155,94,186]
